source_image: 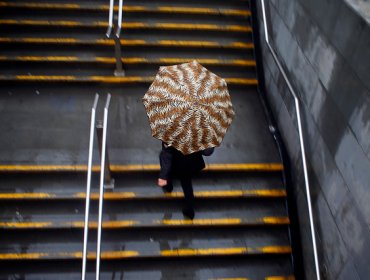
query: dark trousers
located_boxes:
[164,176,194,210]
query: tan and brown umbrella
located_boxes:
[143,60,235,155]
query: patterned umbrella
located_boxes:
[143,60,235,155]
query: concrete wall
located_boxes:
[254,0,370,279]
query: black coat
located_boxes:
[159,143,214,180]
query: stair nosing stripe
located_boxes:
[264,277,296,280]
[0,38,254,49]
[209,277,295,280]
[0,20,252,32]
[0,217,290,229]
[0,246,292,260]
[0,163,283,172]
[0,56,256,67]
[0,189,287,200]
[0,75,258,85]
[0,2,251,17]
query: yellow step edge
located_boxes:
[0,189,286,200]
[1,75,258,85]
[0,2,251,17]
[69,220,139,228]
[0,19,106,27]
[156,7,250,17]
[209,278,249,280]
[0,56,256,67]
[0,251,139,260]
[209,277,295,280]
[161,247,249,257]
[0,2,82,9]
[226,78,258,85]
[0,246,291,260]
[265,277,295,280]
[258,246,292,254]
[205,163,283,171]
[0,38,254,49]
[262,217,290,225]
[0,222,54,228]
[158,218,242,226]
[0,217,289,229]
[0,20,251,32]
[0,163,283,172]
[2,56,80,62]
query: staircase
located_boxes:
[0,0,296,279]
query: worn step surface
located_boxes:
[0,169,292,279]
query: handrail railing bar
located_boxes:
[260,1,320,279]
[95,94,111,280]
[115,0,123,37]
[82,93,99,280]
[106,0,114,37]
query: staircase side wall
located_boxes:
[254,0,370,279]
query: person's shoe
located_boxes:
[182,207,195,220]
[162,184,173,194]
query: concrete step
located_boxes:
[0,56,256,67]
[0,189,286,201]
[0,216,289,230]
[0,0,251,11]
[0,198,288,222]
[0,163,283,172]
[0,37,254,49]
[0,170,284,196]
[0,258,294,280]
[0,56,257,77]
[0,2,251,18]
[0,75,258,86]
[0,245,292,261]
[0,20,252,33]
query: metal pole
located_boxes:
[113,0,125,76]
[96,94,111,280]
[260,1,321,279]
[82,93,99,280]
[96,121,113,188]
[115,0,123,38]
[113,36,125,77]
[106,0,114,37]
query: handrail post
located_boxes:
[113,36,125,77]
[113,0,125,76]
[81,93,99,280]
[260,1,321,279]
[106,0,125,76]
[96,94,112,280]
[106,0,114,37]
[96,121,114,189]
[115,0,123,38]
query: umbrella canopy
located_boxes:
[143,60,235,155]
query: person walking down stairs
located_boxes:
[158,142,214,219]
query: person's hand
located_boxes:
[158,178,167,187]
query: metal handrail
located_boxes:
[81,93,99,280]
[113,0,125,76]
[106,0,114,37]
[95,94,112,280]
[115,0,123,38]
[260,1,320,279]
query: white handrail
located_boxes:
[81,93,99,280]
[260,1,320,279]
[95,93,112,280]
[115,0,123,37]
[106,0,114,37]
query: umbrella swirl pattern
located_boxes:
[143,60,235,155]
